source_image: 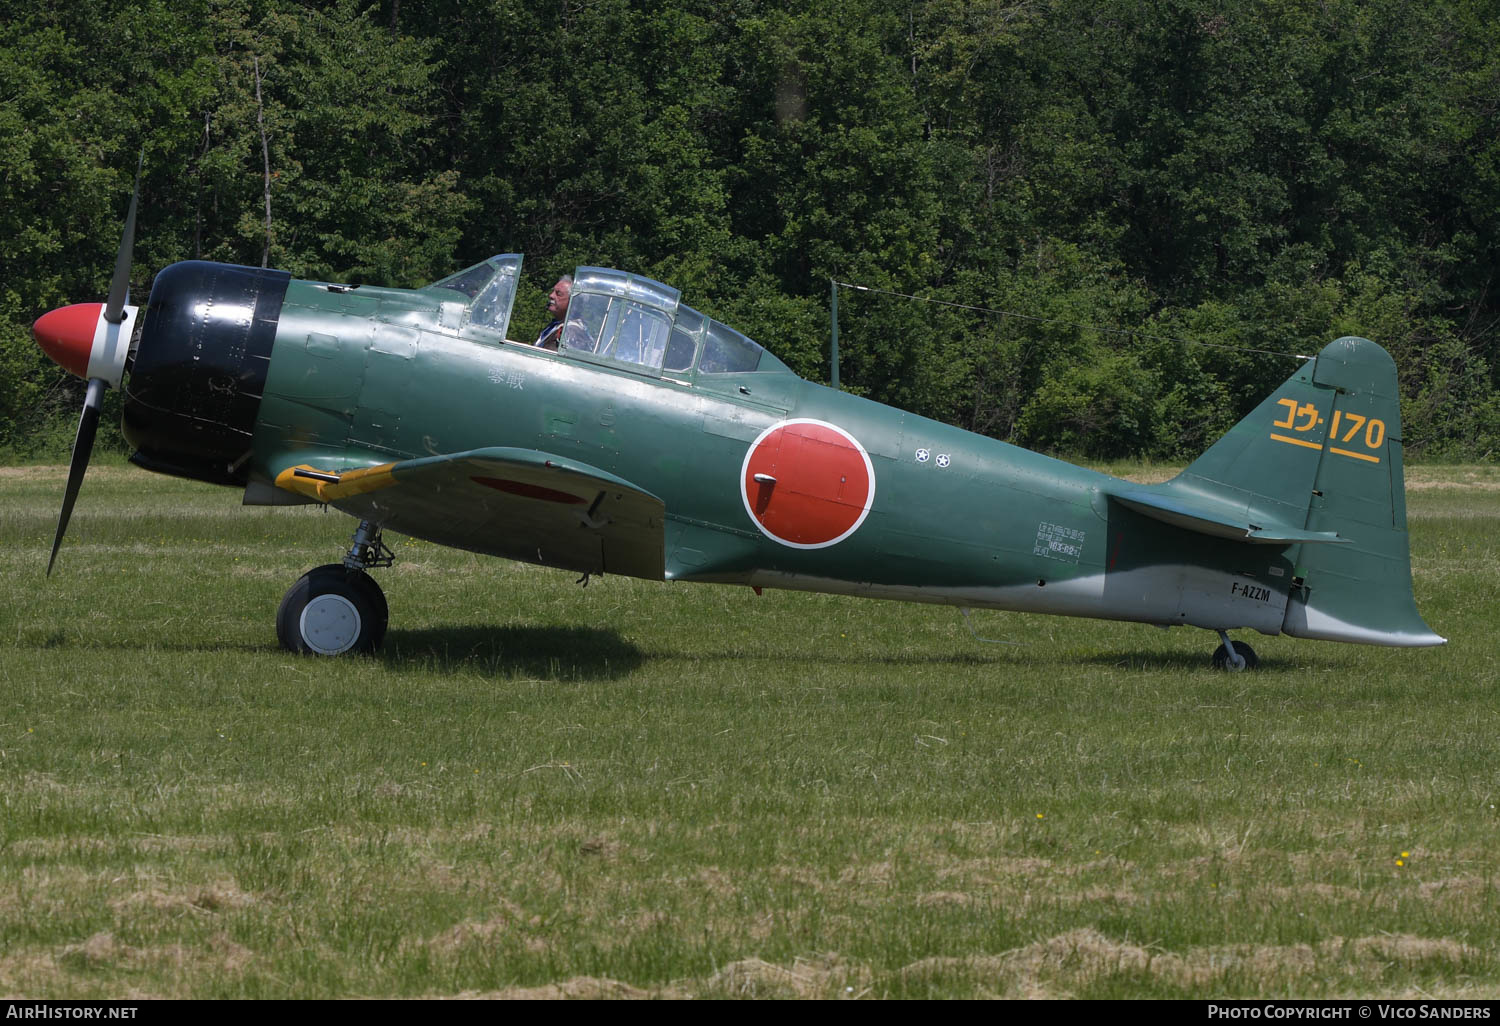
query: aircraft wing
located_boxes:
[271,447,666,579]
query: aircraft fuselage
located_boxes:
[234,272,1294,639]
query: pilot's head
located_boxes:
[546,276,572,319]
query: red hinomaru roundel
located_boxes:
[739,419,876,549]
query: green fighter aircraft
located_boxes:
[32,194,1443,669]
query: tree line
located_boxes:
[3,0,1496,460]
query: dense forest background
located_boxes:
[3,0,1497,461]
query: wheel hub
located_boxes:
[298,592,362,655]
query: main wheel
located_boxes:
[345,568,389,650]
[1211,640,1259,671]
[276,564,388,655]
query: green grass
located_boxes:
[1,463,1498,998]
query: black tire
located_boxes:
[276,564,387,655]
[346,568,389,649]
[1211,640,1259,671]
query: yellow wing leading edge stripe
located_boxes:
[275,463,400,503]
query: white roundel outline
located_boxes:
[739,418,877,550]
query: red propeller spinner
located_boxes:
[33,302,108,381]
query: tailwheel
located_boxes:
[1211,635,1259,672]
[277,564,388,655]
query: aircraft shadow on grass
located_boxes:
[1078,649,1306,672]
[662,646,1019,667]
[1078,650,1245,672]
[379,625,643,679]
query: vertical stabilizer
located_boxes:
[1278,338,1443,645]
[1168,337,1443,646]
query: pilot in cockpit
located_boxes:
[534,276,572,350]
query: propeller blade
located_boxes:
[103,152,143,324]
[47,378,107,576]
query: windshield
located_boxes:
[424,254,524,341]
[426,260,497,299]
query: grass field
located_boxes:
[2,462,1498,999]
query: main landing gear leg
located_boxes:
[276,520,391,656]
[1211,629,1259,672]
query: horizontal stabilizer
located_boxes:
[1109,488,1349,545]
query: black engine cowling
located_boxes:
[123,260,289,486]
